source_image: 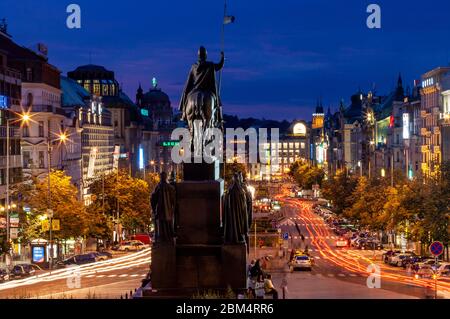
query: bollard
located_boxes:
[125,293,128,299]
[130,290,133,296]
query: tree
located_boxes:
[289,160,325,189]
[344,176,389,231]
[88,170,151,235]
[321,169,358,215]
[23,171,89,241]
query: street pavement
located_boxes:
[268,198,449,299]
[0,248,151,299]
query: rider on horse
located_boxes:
[179,46,224,127]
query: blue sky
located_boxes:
[1,0,450,120]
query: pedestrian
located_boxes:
[250,259,264,280]
[255,274,265,299]
[264,274,279,299]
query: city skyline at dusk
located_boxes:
[2,0,450,120]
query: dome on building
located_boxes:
[143,88,170,106]
[72,64,109,72]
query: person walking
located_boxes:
[255,274,265,299]
[264,274,279,299]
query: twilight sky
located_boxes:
[1,0,450,121]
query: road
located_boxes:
[0,248,151,299]
[271,197,450,299]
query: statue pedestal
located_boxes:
[148,173,247,296]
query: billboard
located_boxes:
[87,147,97,178]
[32,246,45,263]
[402,113,409,139]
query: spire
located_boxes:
[315,97,324,114]
[397,73,403,88]
[137,82,143,94]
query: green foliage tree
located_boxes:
[88,170,151,235]
[321,169,358,215]
[288,160,325,189]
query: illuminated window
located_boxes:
[295,143,299,149]
[110,84,116,96]
[301,142,305,149]
[102,85,108,96]
[84,80,91,92]
[93,80,100,96]
[283,143,288,149]
[289,143,294,149]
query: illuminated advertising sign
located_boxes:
[402,113,409,139]
[32,246,45,263]
[141,109,149,117]
[161,141,180,147]
[0,95,8,109]
[87,147,97,178]
[139,146,144,170]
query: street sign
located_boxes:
[283,232,289,240]
[42,219,60,231]
[429,241,444,257]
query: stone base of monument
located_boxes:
[145,244,247,298]
[142,159,248,299]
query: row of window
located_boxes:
[0,79,21,100]
[0,139,21,156]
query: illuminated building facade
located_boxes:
[136,78,176,175]
[419,67,450,176]
[0,24,23,208]
[61,76,114,202]
[68,65,142,176]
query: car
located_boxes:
[389,253,416,267]
[414,264,435,279]
[336,237,348,248]
[130,234,152,245]
[0,269,10,283]
[382,250,400,263]
[414,258,441,271]
[56,253,98,268]
[401,255,427,268]
[117,240,146,252]
[97,251,113,259]
[290,254,313,271]
[10,264,36,279]
[437,263,450,277]
[358,240,383,250]
[89,252,109,261]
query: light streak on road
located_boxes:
[283,198,450,295]
[0,248,151,291]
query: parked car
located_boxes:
[117,240,146,252]
[56,253,98,268]
[401,255,427,268]
[358,240,383,250]
[0,269,10,283]
[414,258,441,271]
[130,234,152,245]
[97,251,113,259]
[10,264,36,279]
[437,263,450,277]
[382,250,401,264]
[89,252,109,261]
[389,252,416,267]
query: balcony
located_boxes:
[420,127,430,136]
[420,110,427,118]
[433,126,440,134]
[421,145,430,153]
[434,146,441,154]
[30,105,67,116]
